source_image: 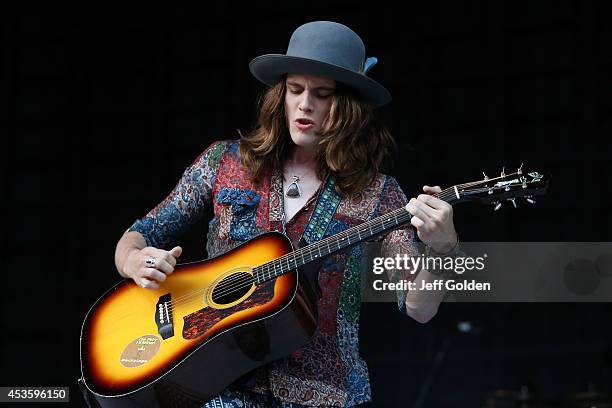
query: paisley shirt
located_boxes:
[128,140,418,407]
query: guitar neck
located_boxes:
[253,206,414,284]
[254,181,463,284]
[252,165,548,285]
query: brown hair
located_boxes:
[239,77,396,197]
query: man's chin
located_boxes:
[289,131,318,148]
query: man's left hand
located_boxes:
[406,185,458,254]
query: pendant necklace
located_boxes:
[284,166,311,198]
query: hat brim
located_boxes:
[249,54,391,107]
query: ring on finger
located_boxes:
[145,257,157,267]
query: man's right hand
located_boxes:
[123,246,182,290]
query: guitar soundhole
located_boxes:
[212,272,254,305]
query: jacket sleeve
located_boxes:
[376,175,421,314]
[126,140,233,249]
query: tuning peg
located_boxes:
[525,195,536,204]
[518,163,524,175]
[482,172,489,181]
[493,201,502,211]
[508,197,517,208]
[501,166,506,177]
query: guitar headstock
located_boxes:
[444,164,549,210]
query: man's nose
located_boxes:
[298,91,314,113]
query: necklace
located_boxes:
[284,165,311,198]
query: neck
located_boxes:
[287,145,317,168]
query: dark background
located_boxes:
[2,1,611,407]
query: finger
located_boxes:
[410,215,425,229]
[406,201,430,223]
[164,247,182,267]
[423,185,442,194]
[409,197,437,219]
[148,248,177,268]
[154,259,175,275]
[169,246,182,259]
[139,277,159,290]
[417,194,448,211]
[142,267,168,283]
[140,248,162,268]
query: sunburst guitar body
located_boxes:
[80,232,319,407]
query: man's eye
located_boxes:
[289,88,302,94]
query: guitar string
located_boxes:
[140,208,408,316]
[164,209,412,308]
[161,206,410,308]
[99,207,426,332]
[95,213,408,332]
[98,207,409,332]
[161,214,402,310]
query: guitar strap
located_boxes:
[298,175,342,297]
[300,174,341,245]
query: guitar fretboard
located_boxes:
[253,207,412,284]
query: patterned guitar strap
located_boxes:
[298,175,342,297]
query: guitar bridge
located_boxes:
[155,293,174,340]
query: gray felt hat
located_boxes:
[249,21,391,107]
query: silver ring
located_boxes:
[145,257,157,267]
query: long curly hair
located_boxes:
[239,76,396,196]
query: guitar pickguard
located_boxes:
[182,279,276,340]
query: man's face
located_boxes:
[284,73,336,149]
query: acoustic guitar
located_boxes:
[80,167,547,407]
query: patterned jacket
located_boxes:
[128,140,417,407]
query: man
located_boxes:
[115,21,458,407]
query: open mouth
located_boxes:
[296,118,314,125]
[295,118,315,131]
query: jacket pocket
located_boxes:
[216,187,261,242]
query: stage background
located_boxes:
[2,1,611,406]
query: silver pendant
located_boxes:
[285,176,301,198]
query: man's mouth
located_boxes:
[295,118,315,130]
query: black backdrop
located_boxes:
[2,1,612,407]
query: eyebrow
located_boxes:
[286,81,336,91]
